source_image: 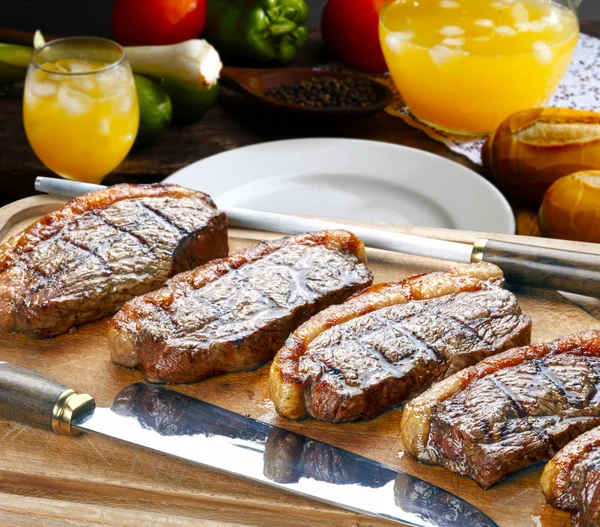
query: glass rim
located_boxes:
[31,36,126,76]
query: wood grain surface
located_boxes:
[2,21,600,237]
[1,198,600,527]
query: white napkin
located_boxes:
[384,33,600,165]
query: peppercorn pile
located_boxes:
[265,76,380,108]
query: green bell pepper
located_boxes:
[205,0,309,64]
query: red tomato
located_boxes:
[111,0,206,46]
[321,0,387,73]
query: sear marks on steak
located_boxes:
[402,331,600,489]
[542,426,600,527]
[270,262,531,423]
[108,230,372,383]
[0,184,228,338]
[300,288,529,423]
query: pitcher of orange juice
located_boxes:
[379,0,580,134]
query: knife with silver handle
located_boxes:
[0,362,497,527]
[35,176,600,298]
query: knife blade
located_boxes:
[33,176,600,298]
[0,362,497,527]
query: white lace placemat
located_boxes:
[383,33,600,165]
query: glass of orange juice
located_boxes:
[379,0,580,134]
[24,37,139,183]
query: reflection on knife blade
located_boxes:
[79,383,497,527]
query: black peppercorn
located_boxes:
[265,76,380,109]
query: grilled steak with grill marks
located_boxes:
[109,230,372,383]
[0,184,228,338]
[270,262,531,423]
[402,331,600,488]
[542,426,600,527]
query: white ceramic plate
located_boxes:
[165,138,515,234]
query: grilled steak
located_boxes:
[0,184,228,338]
[402,331,600,489]
[270,262,531,423]
[542,426,600,527]
[109,230,372,383]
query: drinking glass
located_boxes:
[379,0,580,134]
[23,37,139,183]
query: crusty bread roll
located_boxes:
[483,108,600,203]
[539,170,600,243]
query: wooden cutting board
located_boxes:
[1,196,600,527]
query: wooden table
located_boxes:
[3,19,598,236]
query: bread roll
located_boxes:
[482,108,600,203]
[539,171,600,242]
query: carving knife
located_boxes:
[35,176,600,298]
[0,362,496,527]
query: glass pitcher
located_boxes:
[379,0,581,135]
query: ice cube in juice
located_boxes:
[379,0,579,133]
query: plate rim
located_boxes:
[164,137,516,235]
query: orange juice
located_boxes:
[23,59,138,183]
[379,0,579,133]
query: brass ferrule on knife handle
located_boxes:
[470,238,488,264]
[471,238,600,298]
[51,389,95,436]
[0,362,95,436]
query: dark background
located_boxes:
[3,0,599,36]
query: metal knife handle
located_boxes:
[472,239,600,297]
[0,362,95,436]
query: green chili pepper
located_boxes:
[205,0,309,64]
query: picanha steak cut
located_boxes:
[109,230,373,383]
[542,425,600,527]
[270,262,531,423]
[0,184,228,338]
[402,331,600,488]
